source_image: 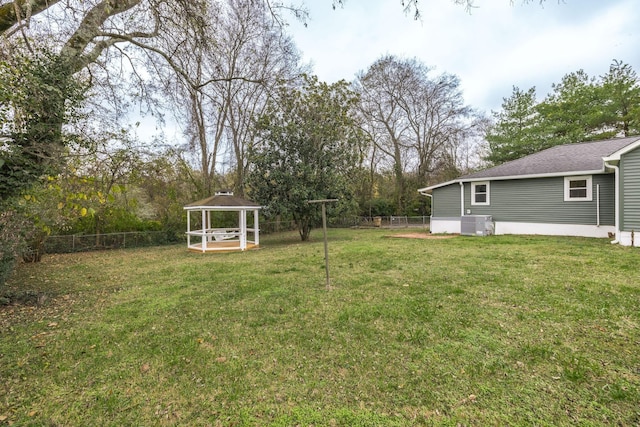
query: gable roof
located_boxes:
[420,136,640,193]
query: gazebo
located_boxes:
[184,191,262,253]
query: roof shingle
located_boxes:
[461,136,640,180]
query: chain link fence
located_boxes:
[330,216,430,229]
[43,231,183,254]
[42,216,430,254]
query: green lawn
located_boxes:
[1,229,639,426]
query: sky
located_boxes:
[285,0,640,114]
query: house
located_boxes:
[418,136,640,247]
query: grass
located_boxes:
[1,229,639,426]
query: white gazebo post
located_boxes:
[201,209,207,253]
[238,210,245,250]
[187,210,191,247]
[254,209,260,246]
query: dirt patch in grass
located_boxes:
[386,233,458,239]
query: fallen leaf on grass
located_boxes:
[459,394,477,405]
[423,409,441,419]
[0,414,7,421]
[140,363,150,373]
[215,357,227,363]
[47,322,58,327]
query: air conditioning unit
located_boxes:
[461,215,494,236]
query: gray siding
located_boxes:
[432,183,461,217]
[461,174,615,225]
[597,174,616,226]
[621,147,640,231]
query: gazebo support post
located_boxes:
[241,210,247,250]
[254,209,260,246]
[187,210,191,248]
[201,209,206,253]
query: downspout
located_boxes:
[459,182,465,217]
[605,162,620,244]
[418,190,433,230]
[418,189,432,200]
[420,192,433,212]
[596,184,600,227]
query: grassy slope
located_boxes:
[1,229,639,426]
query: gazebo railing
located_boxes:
[186,227,259,252]
[247,228,258,244]
[207,228,241,242]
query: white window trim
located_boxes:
[564,175,592,201]
[471,181,490,206]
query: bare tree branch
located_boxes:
[98,31,266,90]
[60,0,142,73]
[0,0,62,35]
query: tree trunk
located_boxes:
[298,217,311,241]
[393,142,405,215]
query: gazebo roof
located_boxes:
[184,192,261,209]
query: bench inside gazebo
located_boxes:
[184,191,262,253]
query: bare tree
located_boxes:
[355,56,414,213]
[217,0,304,195]
[356,55,481,212]
[398,68,478,182]
[156,0,304,196]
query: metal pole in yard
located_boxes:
[307,199,338,290]
[321,203,329,286]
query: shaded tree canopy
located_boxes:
[484,86,544,165]
[0,0,214,201]
[0,46,85,200]
[246,75,363,241]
